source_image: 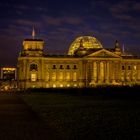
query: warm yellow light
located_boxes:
[60,84,63,87]
[74,84,77,87]
[68,36,103,55]
[2,68,16,70]
[53,84,56,88]
[67,84,70,87]
[31,73,37,81]
[134,65,137,70]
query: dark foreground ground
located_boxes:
[1,87,140,140]
[0,93,60,140]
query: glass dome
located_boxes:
[68,36,103,55]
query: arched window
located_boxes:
[66,65,70,69]
[73,65,77,69]
[52,65,56,69]
[128,66,131,70]
[122,65,125,70]
[30,64,38,71]
[60,65,63,69]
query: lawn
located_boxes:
[20,88,140,140]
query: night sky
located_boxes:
[0,0,140,67]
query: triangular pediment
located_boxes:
[86,49,121,58]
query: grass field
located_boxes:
[0,93,60,140]
[20,88,140,140]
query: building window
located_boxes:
[134,65,137,70]
[53,84,56,88]
[60,65,63,69]
[66,72,70,81]
[52,72,56,81]
[128,66,131,70]
[73,65,77,69]
[46,72,49,81]
[60,84,63,87]
[73,72,77,81]
[122,65,125,70]
[66,65,70,69]
[67,84,70,87]
[30,64,38,71]
[59,72,63,80]
[52,65,56,69]
[74,84,77,87]
[31,73,37,81]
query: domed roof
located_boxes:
[68,36,103,55]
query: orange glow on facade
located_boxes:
[17,35,140,89]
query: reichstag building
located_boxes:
[17,33,140,89]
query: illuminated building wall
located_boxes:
[17,35,140,89]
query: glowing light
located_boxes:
[31,73,37,81]
[134,65,137,70]
[73,72,77,81]
[1,68,16,71]
[46,84,49,88]
[67,84,70,87]
[60,84,63,87]
[68,36,103,55]
[74,84,77,87]
[53,84,56,88]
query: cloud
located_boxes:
[110,1,140,17]
[43,16,83,26]
[13,19,41,27]
[15,5,30,10]
[133,2,140,11]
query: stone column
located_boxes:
[93,61,97,83]
[99,62,104,83]
[110,61,115,83]
[97,62,99,83]
[105,62,109,83]
[113,62,115,83]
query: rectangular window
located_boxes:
[73,65,77,69]
[52,72,56,81]
[31,73,37,82]
[128,66,131,70]
[46,72,49,81]
[122,65,125,70]
[66,72,70,81]
[73,72,77,81]
[60,65,63,69]
[59,72,63,80]
[134,65,137,70]
[66,65,70,69]
[52,65,56,69]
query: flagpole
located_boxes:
[32,27,35,39]
[122,44,125,53]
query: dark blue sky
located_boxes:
[0,0,140,67]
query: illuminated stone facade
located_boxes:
[17,35,140,89]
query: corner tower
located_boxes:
[21,28,44,57]
[17,29,45,89]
